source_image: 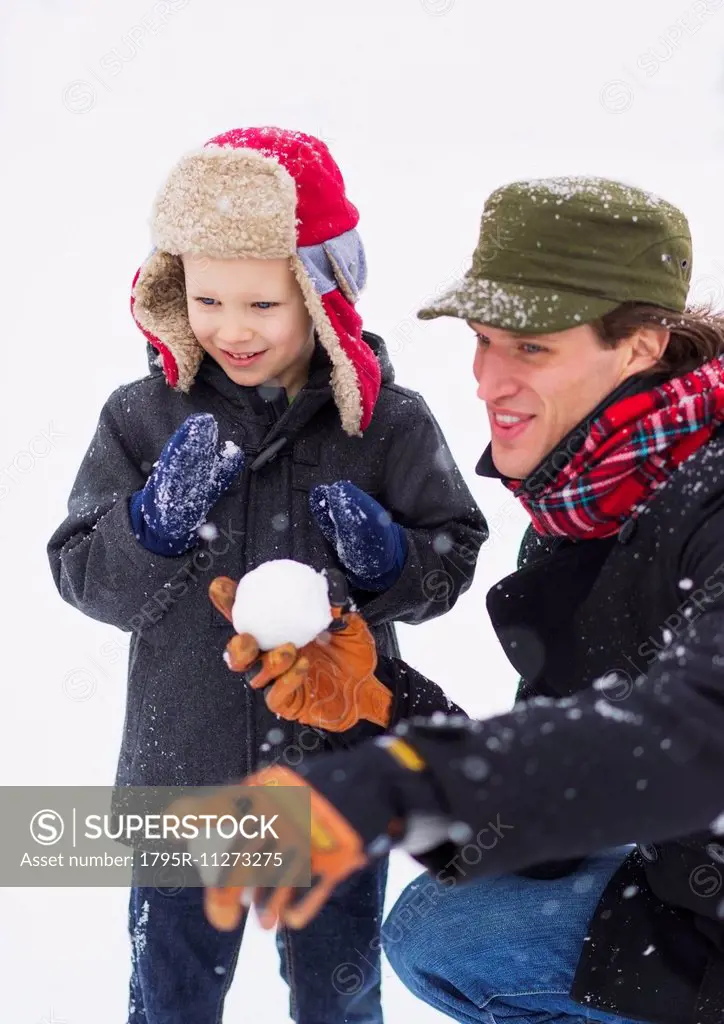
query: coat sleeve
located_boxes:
[346,513,724,878]
[322,654,469,752]
[47,385,196,634]
[353,392,488,627]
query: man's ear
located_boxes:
[628,325,671,371]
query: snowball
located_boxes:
[231,560,331,650]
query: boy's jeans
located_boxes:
[128,858,387,1024]
[384,849,645,1024]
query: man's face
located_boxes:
[183,255,314,396]
[471,321,646,479]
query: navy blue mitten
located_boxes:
[309,481,408,591]
[129,413,245,556]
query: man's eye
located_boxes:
[521,343,546,354]
[476,334,489,346]
[253,302,278,310]
[195,297,217,306]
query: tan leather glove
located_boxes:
[209,570,393,731]
[169,764,370,932]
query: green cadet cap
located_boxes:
[418,176,692,333]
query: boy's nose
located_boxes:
[216,323,255,346]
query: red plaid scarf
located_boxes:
[508,354,724,540]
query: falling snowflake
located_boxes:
[448,821,474,843]
[460,756,489,781]
[541,899,561,916]
[433,532,454,555]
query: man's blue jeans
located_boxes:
[128,858,387,1023]
[384,849,645,1023]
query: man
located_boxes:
[176,177,724,1024]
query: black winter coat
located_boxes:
[385,424,724,1024]
[47,333,486,788]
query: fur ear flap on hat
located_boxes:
[131,252,202,391]
[130,128,381,437]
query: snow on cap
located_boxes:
[418,175,693,334]
[131,127,381,436]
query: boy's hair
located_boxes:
[593,302,724,377]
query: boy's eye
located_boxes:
[475,333,489,347]
[195,297,217,306]
[253,301,278,310]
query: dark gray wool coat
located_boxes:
[48,332,487,788]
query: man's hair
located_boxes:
[592,302,724,377]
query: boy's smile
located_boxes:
[219,349,266,368]
[182,255,315,398]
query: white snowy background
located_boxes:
[2,0,724,1020]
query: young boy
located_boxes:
[47,127,487,1024]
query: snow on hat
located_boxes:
[418,176,692,333]
[130,127,381,436]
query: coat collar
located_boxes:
[161,331,395,453]
[195,339,332,417]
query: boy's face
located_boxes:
[182,255,314,394]
[469,320,660,479]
